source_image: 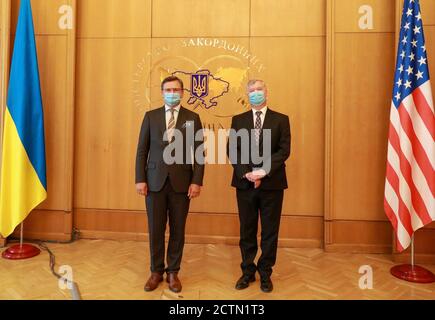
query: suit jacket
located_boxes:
[229,108,291,190]
[135,106,205,193]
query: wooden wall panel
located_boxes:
[74,38,151,210]
[251,0,326,36]
[426,26,435,95]
[324,0,401,254]
[34,36,70,210]
[77,0,151,38]
[332,33,394,221]
[420,0,435,25]
[250,37,325,216]
[335,0,395,33]
[152,0,250,37]
[325,220,393,253]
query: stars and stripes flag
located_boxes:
[384,0,435,252]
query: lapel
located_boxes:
[175,106,187,131]
[259,108,273,149]
[245,110,255,131]
[158,106,167,137]
[262,108,273,130]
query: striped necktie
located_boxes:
[255,111,262,145]
[167,108,176,142]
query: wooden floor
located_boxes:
[0,239,434,300]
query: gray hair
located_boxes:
[246,79,266,91]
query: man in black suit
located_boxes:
[228,79,291,293]
[135,76,204,293]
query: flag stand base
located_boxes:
[2,244,40,260]
[390,264,435,284]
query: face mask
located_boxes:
[249,90,266,106]
[164,92,181,107]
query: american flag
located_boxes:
[385,0,435,252]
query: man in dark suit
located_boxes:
[135,76,204,293]
[229,79,291,293]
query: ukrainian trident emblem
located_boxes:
[191,72,209,99]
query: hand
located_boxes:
[245,170,266,183]
[252,169,267,180]
[136,183,148,197]
[188,184,201,199]
[245,172,256,182]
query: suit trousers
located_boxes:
[146,177,190,274]
[236,187,284,278]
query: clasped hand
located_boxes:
[245,170,267,189]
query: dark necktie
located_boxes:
[255,111,262,145]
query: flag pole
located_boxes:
[19,222,24,249]
[410,234,414,268]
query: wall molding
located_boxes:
[74,209,323,248]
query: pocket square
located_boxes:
[182,121,194,129]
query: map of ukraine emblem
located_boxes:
[173,69,230,109]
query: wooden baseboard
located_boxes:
[8,231,72,243]
[325,220,393,253]
[77,229,322,248]
[74,209,324,248]
[10,210,72,242]
[393,253,435,265]
[325,243,392,254]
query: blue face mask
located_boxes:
[164,92,181,107]
[249,91,266,106]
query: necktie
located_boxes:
[255,111,262,145]
[167,108,176,142]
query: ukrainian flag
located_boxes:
[0,0,47,237]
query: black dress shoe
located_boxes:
[260,277,273,293]
[235,274,256,290]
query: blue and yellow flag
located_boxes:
[0,0,47,237]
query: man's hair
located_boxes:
[246,79,266,91]
[161,76,184,91]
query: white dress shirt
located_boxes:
[165,104,181,129]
